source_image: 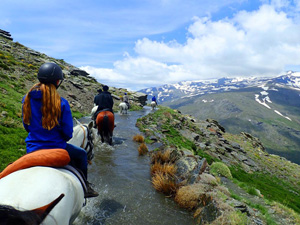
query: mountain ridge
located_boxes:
[139,73,300,165]
[139,71,300,104]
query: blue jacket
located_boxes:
[22,90,73,153]
[152,96,156,101]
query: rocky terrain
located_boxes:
[136,106,300,224]
[0,29,147,115]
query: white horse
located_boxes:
[119,102,128,114]
[151,101,157,110]
[91,104,97,118]
[0,120,94,225]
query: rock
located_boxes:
[70,69,89,77]
[0,29,13,40]
[131,92,147,106]
[206,119,226,133]
[196,201,221,225]
[175,156,198,180]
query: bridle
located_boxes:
[79,124,94,164]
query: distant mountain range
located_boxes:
[139,71,300,103]
[139,72,300,164]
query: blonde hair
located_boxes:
[23,83,62,130]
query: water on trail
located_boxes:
[74,107,195,225]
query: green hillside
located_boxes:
[165,87,300,164]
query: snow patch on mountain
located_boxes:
[255,94,271,109]
[274,110,292,121]
[202,99,214,103]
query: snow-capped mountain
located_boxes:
[139,71,300,165]
[139,71,300,103]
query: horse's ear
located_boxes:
[74,117,81,125]
[88,121,94,130]
[31,194,64,222]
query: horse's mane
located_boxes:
[0,205,40,225]
[0,194,64,225]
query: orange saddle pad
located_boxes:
[0,149,70,179]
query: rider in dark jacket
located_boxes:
[94,85,114,118]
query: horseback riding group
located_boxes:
[0,62,103,224]
[0,62,159,224]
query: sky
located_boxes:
[1,0,300,91]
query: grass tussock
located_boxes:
[133,134,145,143]
[175,183,211,210]
[151,172,178,196]
[151,161,176,177]
[138,143,148,156]
[151,149,172,164]
[210,162,232,179]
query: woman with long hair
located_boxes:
[22,62,98,198]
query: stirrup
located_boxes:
[85,182,99,198]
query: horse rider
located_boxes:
[93,85,114,125]
[123,92,130,109]
[22,62,98,198]
[152,95,158,105]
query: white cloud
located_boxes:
[84,2,300,90]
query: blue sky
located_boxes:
[1,0,300,90]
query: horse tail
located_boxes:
[0,194,64,225]
[103,114,110,135]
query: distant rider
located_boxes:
[152,96,158,105]
[123,92,130,109]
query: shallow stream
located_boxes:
[73,107,195,225]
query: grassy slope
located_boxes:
[137,107,300,217]
[165,87,300,164]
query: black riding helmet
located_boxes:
[37,62,64,88]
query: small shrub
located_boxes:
[151,149,171,164]
[175,183,210,210]
[138,143,148,156]
[152,172,178,196]
[133,134,144,143]
[151,161,176,177]
[210,162,232,179]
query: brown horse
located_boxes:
[96,111,114,145]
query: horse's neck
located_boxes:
[68,125,86,148]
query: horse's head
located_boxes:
[0,194,64,225]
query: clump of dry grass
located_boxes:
[133,134,145,143]
[138,143,148,156]
[151,149,172,164]
[175,183,211,210]
[152,172,178,196]
[151,161,177,177]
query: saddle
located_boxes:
[0,149,88,196]
[0,149,70,179]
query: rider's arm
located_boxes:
[59,98,73,141]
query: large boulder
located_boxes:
[131,92,148,106]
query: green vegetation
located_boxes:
[137,106,300,223]
[210,162,233,178]
[230,165,300,213]
[0,126,27,171]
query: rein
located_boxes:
[79,124,94,163]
